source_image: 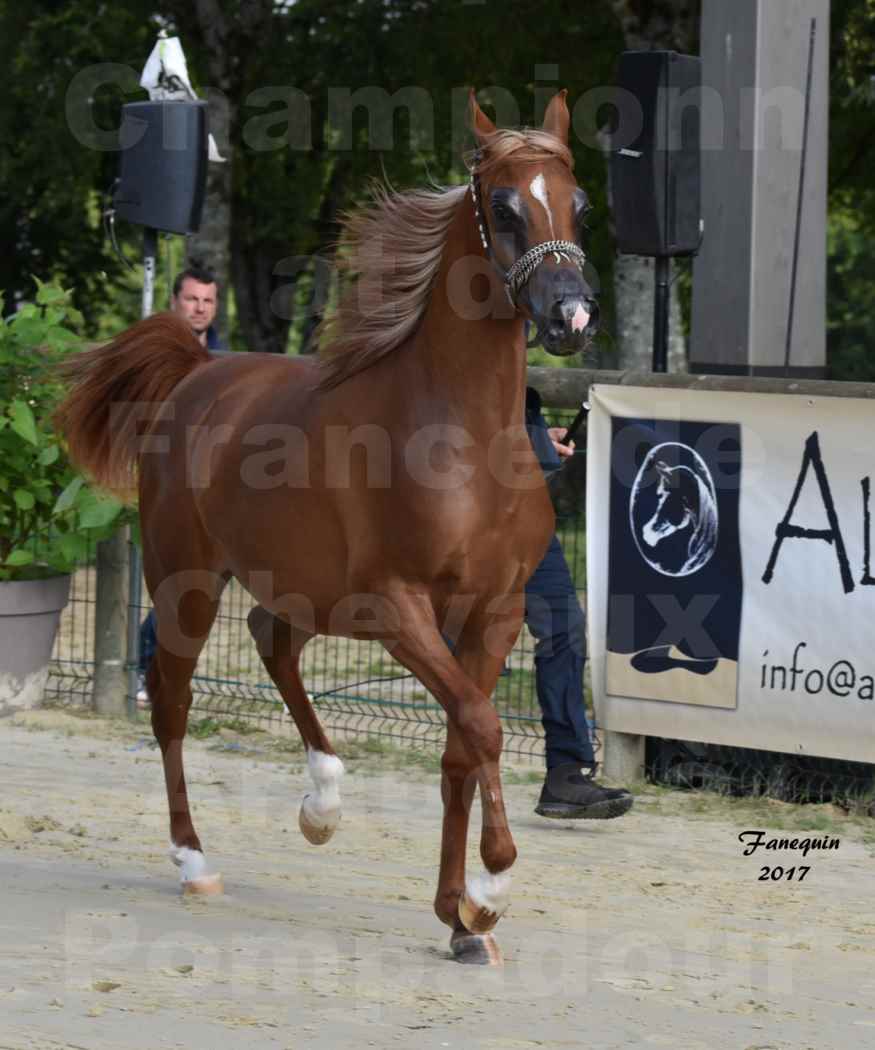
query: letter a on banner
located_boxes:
[762,431,854,594]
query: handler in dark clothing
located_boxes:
[525,387,632,819]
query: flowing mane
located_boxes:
[316,182,467,389]
[316,128,574,389]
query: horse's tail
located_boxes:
[54,312,211,502]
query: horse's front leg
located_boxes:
[387,602,518,964]
[450,624,521,949]
[436,720,495,962]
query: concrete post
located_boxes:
[601,730,646,784]
[690,0,830,376]
[92,530,128,718]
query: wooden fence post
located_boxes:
[92,528,129,718]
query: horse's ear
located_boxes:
[469,89,498,145]
[541,89,570,145]
[655,461,676,487]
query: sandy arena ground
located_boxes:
[1,709,874,1050]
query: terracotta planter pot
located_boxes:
[0,575,71,715]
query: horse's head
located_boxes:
[642,462,698,547]
[469,90,598,356]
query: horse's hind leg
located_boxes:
[148,571,226,894]
[247,606,343,845]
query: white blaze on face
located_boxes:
[529,172,555,238]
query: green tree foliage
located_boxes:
[1,0,873,372]
[827,210,875,381]
[828,0,875,379]
[0,0,623,356]
[0,0,157,325]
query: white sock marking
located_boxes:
[466,870,512,917]
[301,749,344,830]
[169,844,209,884]
[529,173,555,237]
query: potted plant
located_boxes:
[0,280,125,714]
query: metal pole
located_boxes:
[652,255,670,373]
[125,543,144,718]
[92,231,159,720]
[783,18,817,378]
[124,227,158,716]
[141,227,158,318]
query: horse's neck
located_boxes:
[405,200,529,435]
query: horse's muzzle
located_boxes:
[537,295,599,356]
[527,265,599,356]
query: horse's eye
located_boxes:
[492,202,516,224]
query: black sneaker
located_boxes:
[535,764,633,820]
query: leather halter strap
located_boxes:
[469,169,586,307]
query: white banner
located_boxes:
[587,384,875,764]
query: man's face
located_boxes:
[171,277,217,335]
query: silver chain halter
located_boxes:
[469,171,587,307]
[505,240,587,304]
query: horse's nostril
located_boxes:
[570,302,590,334]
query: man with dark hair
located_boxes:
[170,264,221,349]
[137,264,222,706]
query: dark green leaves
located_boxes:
[8,400,38,445]
[0,281,129,580]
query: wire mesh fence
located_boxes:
[46,407,591,762]
[44,559,97,709]
[42,401,875,803]
[647,737,875,812]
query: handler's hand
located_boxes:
[547,427,575,459]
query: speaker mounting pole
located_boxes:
[141,227,158,320]
[125,225,158,714]
[111,92,209,718]
[653,255,670,373]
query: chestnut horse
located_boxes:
[56,91,598,964]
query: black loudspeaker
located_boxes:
[114,101,208,234]
[610,51,702,257]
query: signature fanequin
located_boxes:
[738,829,840,882]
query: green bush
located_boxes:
[0,280,126,580]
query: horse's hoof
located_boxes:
[182,873,223,896]
[299,797,338,845]
[450,930,503,966]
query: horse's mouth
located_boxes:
[536,317,598,357]
[523,286,599,356]
[642,521,670,547]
